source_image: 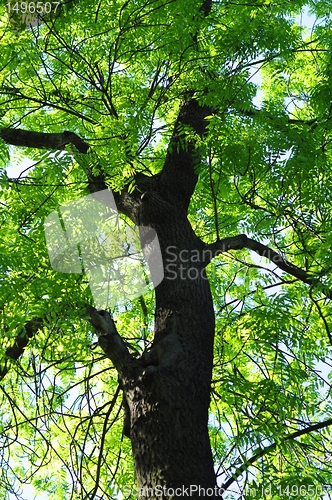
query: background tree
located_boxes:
[1,0,332,499]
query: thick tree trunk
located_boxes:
[88,197,218,497]
[126,204,217,495]
[130,103,216,493]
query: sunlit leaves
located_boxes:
[1,0,332,498]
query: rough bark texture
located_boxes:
[124,99,216,492]
[128,208,216,492]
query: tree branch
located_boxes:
[0,125,147,227]
[205,234,332,298]
[0,128,90,153]
[86,306,139,379]
[0,317,43,381]
[241,107,317,126]
[221,417,332,492]
[157,0,214,211]
[158,98,214,211]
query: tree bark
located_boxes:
[88,234,218,495]
[127,209,217,494]
[87,96,219,496]
[0,318,43,380]
[0,128,89,153]
[121,98,217,494]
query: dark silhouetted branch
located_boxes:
[205,234,332,299]
[86,306,140,379]
[0,128,89,153]
[0,317,43,381]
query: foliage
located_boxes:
[1,0,332,498]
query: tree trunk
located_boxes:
[126,201,217,495]
[87,98,219,496]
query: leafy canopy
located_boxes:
[1,0,332,498]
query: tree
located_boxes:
[1,0,332,498]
